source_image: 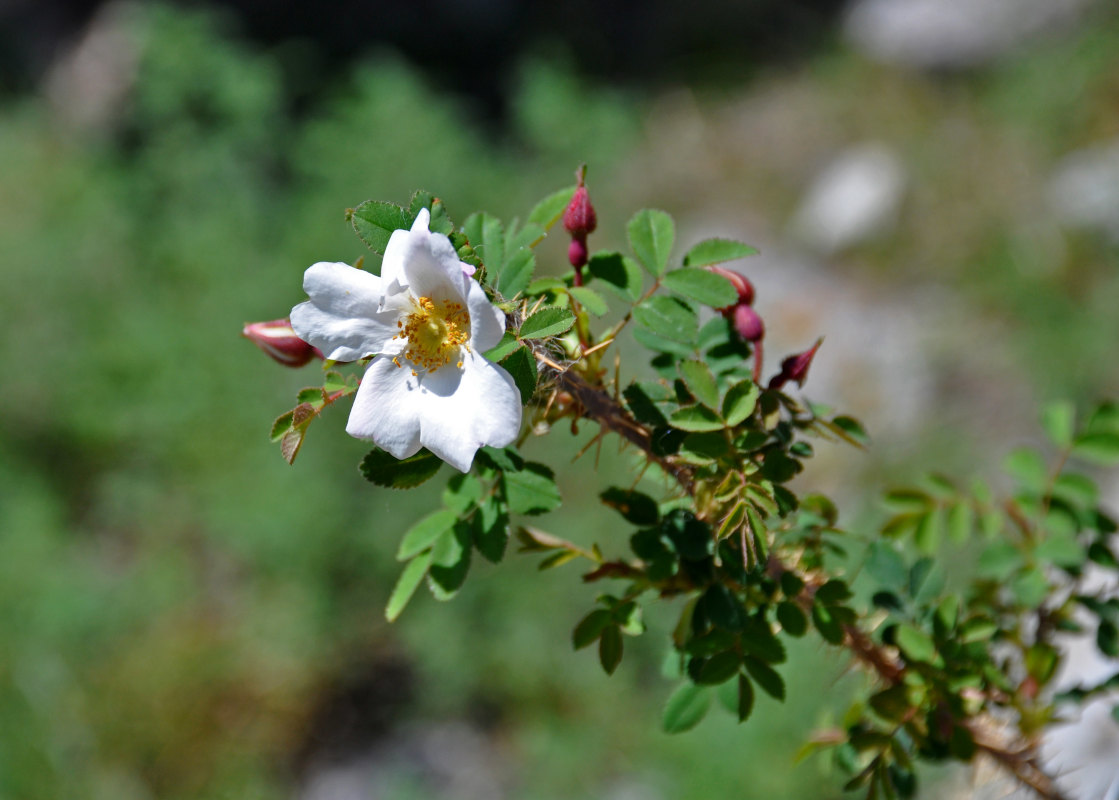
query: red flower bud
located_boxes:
[563,185,597,239]
[242,318,320,367]
[707,266,755,308]
[568,237,588,269]
[731,303,765,342]
[768,338,823,390]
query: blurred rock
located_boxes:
[1047,140,1119,241]
[300,720,511,800]
[791,143,906,255]
[843,0,1101,69]
[43,1,137,135]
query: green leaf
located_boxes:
[662,267,738,308]
[397,509,458,561]
[600,487,660,525]
[743,657,785,700]
[816,580,852,605]
[882,489,932,514]
[519,306,575,339]
[472,494,509,563]
[959,617,999,643]
[504,462,562,515]
[697,651,741,685]
[428,521,472,600]
[776,601,808,637]
[662,683,712,733]
[869,685,910,722]
[623,382,669,427]
[865,541,908,589]
[497,248,535,299]
[682,238,759,267]
[527,185,576,229]
[895,625,937,663]
[936,595,960,632]
[977,541,1023,580]
[598,626,624,675]
[1011,568,1050,608]
[1035,529,1086,568]
[678,360,719,409]
[733,673,755,722]
[1099,621,1119,657]
[499,346,538,404]
[443,473,482,513]
[569,286,608,316]
[633,326,695,358]
[722,381,760,426]
[627,208,675,276]
[350,200,409,254]
[573,609,612,649]
[1072,432,1119,466]
[669,405,725,432]
[633,296,698,344]
[360,448,442,489]
[812,602,844,644]
[483,331,520,362]
[587,251,643,301]
[385,550,433,622]
[1041,400,1076,447]
[1052,473,1099,507]
[914,508,944,554]
[1003,447,1047,490]
[947,502,973,544]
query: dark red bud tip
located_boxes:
[563,185,597,238]
[768,337,823,390]
[707,266,755,307]
[731,304,765,342]
[242,318,319,368]
[568,237,588,269]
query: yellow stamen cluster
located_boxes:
[392,295,470,373]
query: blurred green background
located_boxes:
[2,2,1118,798]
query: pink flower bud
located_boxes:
[706,266,755,307]
[563,185,597,238]
[768,338,823,390]
[242,318,319,367]
[568,237,588,269]
[731,304,765,342]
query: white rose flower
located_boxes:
[290,208,522,472]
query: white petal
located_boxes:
[290,262,399,361]
[415,352,522,472]
[379,211,422,293]
[465,278,506,352]
[400,216,470,305]
[346,357,423,458]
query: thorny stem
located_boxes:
[536,360,1070,800]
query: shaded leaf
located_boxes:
[662,266,738,308]
[360,448,442,489]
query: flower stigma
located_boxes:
[393,295,471,374]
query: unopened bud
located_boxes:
[568,238,588,269]
[707,266,755,308]
[242,318,319,367]
[768,338,823,390]
[563,180,597,239]
[731,304,765,342]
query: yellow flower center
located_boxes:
[393,296,470,373]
